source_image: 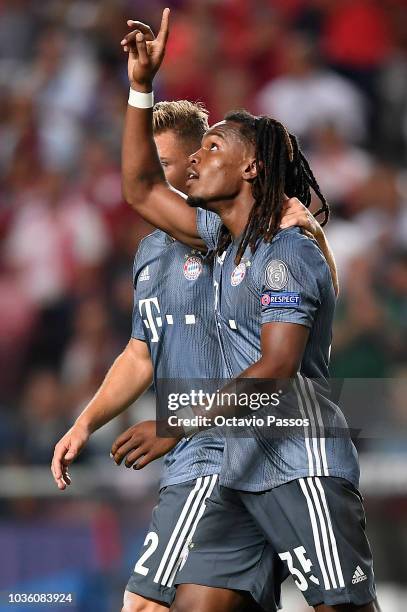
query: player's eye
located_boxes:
[160,160,169,167]
[210,142,218,151]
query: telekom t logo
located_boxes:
[139,297,162,343]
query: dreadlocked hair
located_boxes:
[216,110,330,264]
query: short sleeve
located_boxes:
[196,208,222,251]
[131,251,147,341]
[258,230,329,328]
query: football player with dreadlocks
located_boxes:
[117,10,379,612]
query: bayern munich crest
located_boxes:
[231,262,247,286]
[264,259,288,290]
[183,256,203,280]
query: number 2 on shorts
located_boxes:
[134,532,159,576]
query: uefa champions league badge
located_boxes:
[264,259,288,290]
[183,255,203,280]
[231,262,247,286]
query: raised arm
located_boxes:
[121,9,204,249]
[121,11,331,255]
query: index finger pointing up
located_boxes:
[156,7,170,46]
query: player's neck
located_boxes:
[218,193,253,239]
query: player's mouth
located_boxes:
[186,169,199,183]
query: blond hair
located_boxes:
[153,100,209,147]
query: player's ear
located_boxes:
[242,158,258,181]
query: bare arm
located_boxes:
[51,338,153,490]
[240,322,308,380]
[312,226,339,297]
[75,338,152,433]
[122,107,204,248]
[121,11,205,249]
[190,322,309,424]
[280,198,339,296]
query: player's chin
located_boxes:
[185,179,199,196]
[186,194,209,209]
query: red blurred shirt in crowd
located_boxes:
[322,0,392,68]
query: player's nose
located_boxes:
[188,150,201,166]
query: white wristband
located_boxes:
[128,88,154,108]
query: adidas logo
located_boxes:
[178,540,193,572]
[352,566,367,584]
[139,266,150,282]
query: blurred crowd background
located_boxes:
[0,0,406,610]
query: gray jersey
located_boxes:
[197,210,359,492]
[132,230,224,488]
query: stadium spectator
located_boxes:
[255,33,367,142]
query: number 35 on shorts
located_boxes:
[279,547,320,591]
